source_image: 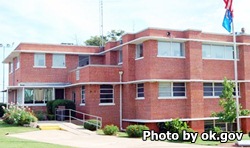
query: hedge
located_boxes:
[0,103,6,117]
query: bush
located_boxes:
[0,103,6,117]
[46,100,55,115]
[103,124,119,135]
[34,111,47,121]
[47,114,55,120]
[158,119,194,141]
[84,119,101,131]
[2,103,38,126]
[51,99,76,114]
[126,125,149,138]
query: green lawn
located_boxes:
[0,121,72,148]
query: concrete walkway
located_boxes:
[8,121,223,148]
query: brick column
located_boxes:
[185,40,204,133]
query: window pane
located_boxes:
[100,89,113,93]
[136,44,143,58]
[100,85,113,103]
[158,42,171,56]
[173,92,185,96]
[204,83,212,86]
[204,92,213,96]
[137,83,144,98]
[34,89,44,103]
[138,93,144,97]
[225,46,233,59]
[53,54,65,67]
[211,45,224,59]
[34,53,45,66]
[171,43,182,57]
[173,83,185,87]
[82,86,85,103]
[202,45,211,58]
[100,85,113,89]
[44,89,53,103]
[79,56,89,67]
[24,89,34,104]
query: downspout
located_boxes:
[119,70,124,131]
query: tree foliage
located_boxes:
[84,30,125,46]
[212,78,250,131]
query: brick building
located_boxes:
[3,27,250,133]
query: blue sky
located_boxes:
[0,0,250,101]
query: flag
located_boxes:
[224,0,233,13]
[222,9,233,33]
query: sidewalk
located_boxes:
[8,121,224,148]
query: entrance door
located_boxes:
[55,89,64,100]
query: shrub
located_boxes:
[34,111,47,121]
[47,114,55,120]
[51,99,76,114]
[248,131,250,138]
[0,103,6,117]
[159,119,194,141]
[83,119,101,131]
[212,126,223,134]
[103,124,119,135]
[46,100,55,115]
[2,103,38,126]
[126,125,149,137]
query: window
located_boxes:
[158,41,184,57]
[202,44,238,60]
[72,91,76,103]
[81,86,85,104]
[76,70,80,81]
[135,44,143,59]
[79,55,89,67]
[136,83,144,98]
[100,85,113,104]
[9,62,13,73]
[158,82,186,98]
[52,54,65,67]
[34,53,45,67]
[24,88,53,104]
[203,83,240,97]
[16,57,20,70]
[118,50,123,64]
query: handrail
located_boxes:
[55,108,102,130]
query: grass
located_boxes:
[0,121,72,148]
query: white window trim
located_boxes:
[157,56,185,59]
[135,57,144,60]
[52,54,66,68]
[158,82,186,98]
[33,66,47,68]
[81,85,85,104]
[34,53,46,67]
[9,62,13,74]
[202,44,239,60]
[136,83,144,99]
[16,57,20,70]
[135,97,145,100]
[158,97,186,99]
[157,41,185,58]
[203,82,240,98]
[99,85,114,104]
[99,103,115,106]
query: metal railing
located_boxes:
[55,108,102,130]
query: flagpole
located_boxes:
[232,21,240,132]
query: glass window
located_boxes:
[118,50,123,63]
[81,86,85,104]
[24,88,53,104]
[136,83,144,98]
[76,70,80,81]
[158,82,186,98]
[9,62,13,73]
[203,82,240,97]
[136,44,143,59]
[158,41,184,57]
[16,57,20,69]
[34,53,45,66]
[53,54,65,67]
[100,85,113,103]
[202,44,238,60]
[79,55,89,67]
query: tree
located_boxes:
[84,35,107,46]
[212,78,250,131]
[106,30,125,41]
[84,30,125,46]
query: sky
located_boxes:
[0,0,250,102]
